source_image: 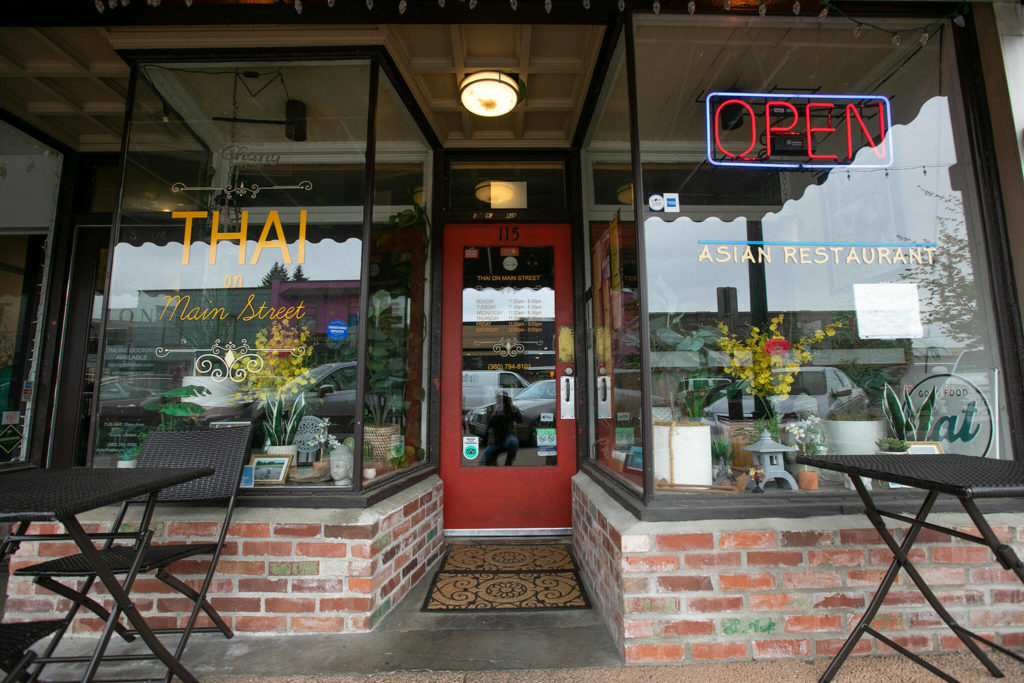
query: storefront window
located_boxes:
[0,120,60,465]
[362,71,431,483]
[96,61,373,489]
[633,14,1009,495]
[583,32,645,491]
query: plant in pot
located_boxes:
[882,383,937,442]
[787,414,826,490]
[710,436,733,485]
[822,409,885,489]
[260,391,307,457]
[651,367,718,487]
[363,289,408,465]
[143,384,210,429]
[876,437,909,454]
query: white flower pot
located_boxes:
[652,421,712,486]
[116,460,137,468]
[823,419,884,485]
[266,444,298,457]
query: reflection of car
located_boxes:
[461,370,530,413]
[464,379,558,446]
[283,361,358,424]
[704,366,868,419]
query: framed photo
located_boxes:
[249,454,292,485]
[240,465,255,488]
[906,441,944,455]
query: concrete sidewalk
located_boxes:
[38,554,1024,682]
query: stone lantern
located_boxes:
[742,430,798,491]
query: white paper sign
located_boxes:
[462,436,480,460]
[853,283,924,339]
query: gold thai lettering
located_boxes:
[173,210,307,266]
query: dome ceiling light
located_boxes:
[459,71,523,118]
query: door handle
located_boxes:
[597,376,612,419]
[560,375,575,420]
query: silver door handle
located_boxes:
[560,376,575,420]
[597,376,612,419]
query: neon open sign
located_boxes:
[706,91,893,169]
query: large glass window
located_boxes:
[583,33,647,491]
[632,14,1009,495]
[96,60,430,490]
[0,120,60,465]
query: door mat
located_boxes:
[422,543,590,612]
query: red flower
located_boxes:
[764,338,791,356]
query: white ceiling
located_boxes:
[0,23,606,152]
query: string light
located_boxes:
[469,0,477,8]
[890,32,901,47]
[853,24,863,38]
[618,0,625,11]
[439,0,445,7]
[545,0,552,12]
[294,0,302,14]
[583,0,590,9]
[818,6,828,20]
[919,31,929,47]
[723,0,731,10]
[94,0,104,12]
[328,0,335,7]
[366,0,373,10]
[687,0,695,14]
[954,13,966,28]
[510,0,517,10]
[653,1,660,14]
[792,1,800,16]
[758,2,766,17]
[399,0,406,12]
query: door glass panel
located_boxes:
[460,245,557,467]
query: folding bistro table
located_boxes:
[796,453,1024,683]
[0,465,214,683]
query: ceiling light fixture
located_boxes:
[616,184,634,206]
[475,181,516,205]
[459,71,523,117]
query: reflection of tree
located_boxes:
[900,189,981,347]
[260,262,290,286]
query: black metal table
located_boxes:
[796,453,1024,682]
[0,466,214,683]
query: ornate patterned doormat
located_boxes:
[421,543,590,612]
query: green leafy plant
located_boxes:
[711,437,732,466]
[876,437,909,452]
[119,430,147,462]
[882,383,936,441]
[261,391,306,447]
[364,289,408,426]
[143,385,210,430]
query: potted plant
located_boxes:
[260,391,306,457]
[143,385,210,429]
[882,383,937,442]
[652,368,717,487]
[787,414,826,490]
[876,437,909,454]
[363,289,407,464]
[822,409,885,489]
[710,436,733,485]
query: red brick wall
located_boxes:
[3,477,444,634]
[572,474,1024,664]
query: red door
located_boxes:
[441,224,577,530]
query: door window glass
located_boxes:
[460,246,557,467]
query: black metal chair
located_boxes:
[0,620,63,683]
[12,425,252,676]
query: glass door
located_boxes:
[440,223,577,530]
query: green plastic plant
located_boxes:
[143,385,210,430]
[261,391,306,447]
[876,437,909,452]
[364,289,408,427]
[882,383,936,441]
[711,437,732,466]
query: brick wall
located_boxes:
[3,476,443,635]
[572,473,1024,664]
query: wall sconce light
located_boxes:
[459,71,523,117]
[616,183,634,205]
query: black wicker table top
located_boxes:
[0,467,214,521]
[796,453,1024,499]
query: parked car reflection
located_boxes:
[703,366,868,419]
[463,379,558,446]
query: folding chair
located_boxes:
[0,621,63,683]
[13,425,252,675]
